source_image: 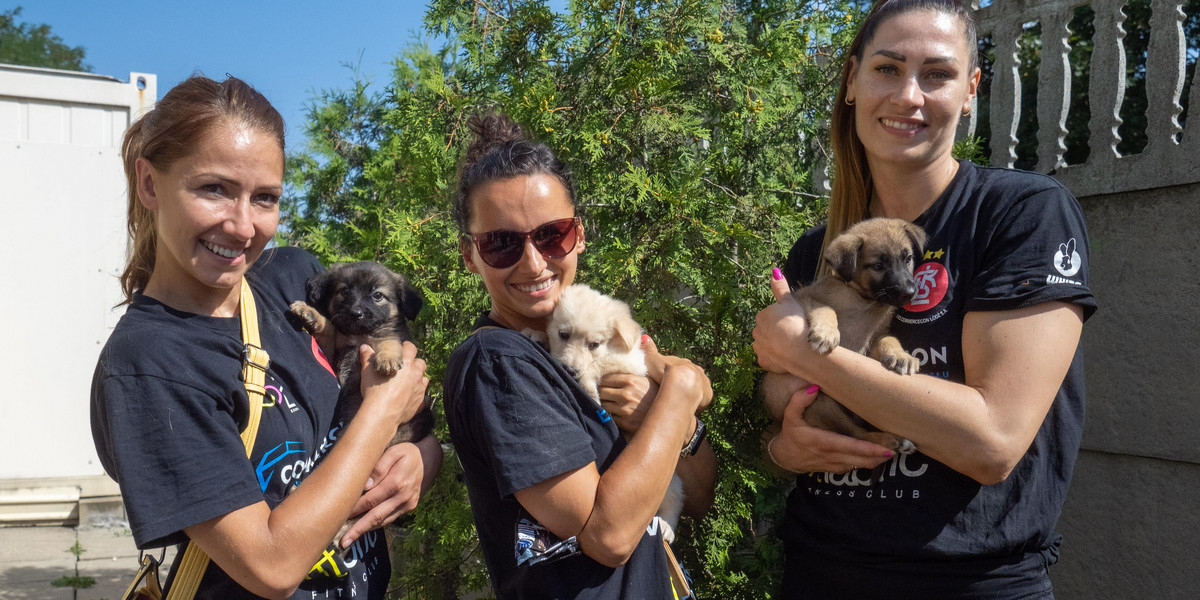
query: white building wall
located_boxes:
[0,64,155,520]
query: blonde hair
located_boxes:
[823,0,977,272]
[119,75,284,303]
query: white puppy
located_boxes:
[525,283,686,544]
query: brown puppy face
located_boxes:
[305,262,422,337]
[824,218,927,307]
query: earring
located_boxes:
[845,97,855,106]
[962,107,972,117]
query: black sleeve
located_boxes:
[966,185,1097,320]
[92,373,264,548]
[465,353,597,498]
[783,225,827,289]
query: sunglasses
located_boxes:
[462,217,582,269]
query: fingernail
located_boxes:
[772,268,784,280]
[805,385,820,395]
[885,451,895,457]
[641,334,651,344]
[365,477,374,488]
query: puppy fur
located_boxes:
[526,284,685,544]
[762,218,927,454]
[289,261,434,549]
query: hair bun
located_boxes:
[464,113,526,165]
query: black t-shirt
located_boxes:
[778,161,1097,599]
[91,247,391,600]
[444,314,676,600]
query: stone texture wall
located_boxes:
[1054,184,1200,599]
[967,1,1200,596]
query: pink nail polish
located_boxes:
[805,385,820,395]
[641,334,651,344]
[772,268,784,280]
[885,451,895,458]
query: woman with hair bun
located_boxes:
[754,0,1096,597]
[91,75,441,599]
[443,113,717,599]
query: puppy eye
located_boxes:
[558,331,570,341]
[371,291,386,302]
[588,341,601,351]
[871,262,885,271]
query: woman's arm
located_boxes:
[183,343,429,599]
[598,371,716,518]
[339,432,444,547]
[754,272,1084,484]
[512,344,711,567]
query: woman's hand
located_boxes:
[598,372,659,435]
[642,336,713,416]
[359,341,429,428]
[340,434,444,547]
[767,386,894,474]
[753,269,811,376]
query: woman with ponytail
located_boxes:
[92,75,441,599]
[753,1,1096,597]
[443,113,717,599]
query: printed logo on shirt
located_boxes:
[804,452,930,501]
[256,441,307,492]
[1053,238,1082,277]
[263,373,300,414]
[898,254,949,324]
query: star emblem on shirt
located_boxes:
[923,249,946,260]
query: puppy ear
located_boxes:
[903,223,928,260]
[611,313,642,353]
[393,273,424,321]
[824,232,861,283]
[306,269,335,309]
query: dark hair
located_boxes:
[119,75,284,303]
[452,113,577,234]
[823,0,977,271]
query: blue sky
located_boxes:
[15,0,438,149]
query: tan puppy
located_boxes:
[762,218,926,454]
[525,284,685,543]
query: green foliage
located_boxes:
[286,1,868,597]
[0,6,90,71]
[50,575,96,589]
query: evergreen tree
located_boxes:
[0,7,89,71]
[286,1,867,597]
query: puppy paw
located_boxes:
[864,432,916,455]
[521,328,548,345]
[880,350,920,375]
[289,301,321,332]
[373,350,404,376]
[807,323,840,355]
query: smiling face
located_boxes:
[846,9,980,174]
[137,121,283,315]
[461,173,584,333]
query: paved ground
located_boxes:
[0,515,176,600]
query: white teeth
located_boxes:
[882,118,922,130]
[203,240,243,259]
[516,279,554,293]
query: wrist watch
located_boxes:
[681,419,707,457]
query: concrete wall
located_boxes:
[1053,184,1200,599]
[0,64,155,522]
[969,1,1200,596]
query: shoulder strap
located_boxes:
[166,279,270,599]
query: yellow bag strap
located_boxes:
[166,278,269,599]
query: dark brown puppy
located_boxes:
[289,261,434,549]
[763,218,926,454]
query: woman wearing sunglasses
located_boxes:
[443,113,717,599]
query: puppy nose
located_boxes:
[563,365,579,378]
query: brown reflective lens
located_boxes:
[466,217,580,269]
